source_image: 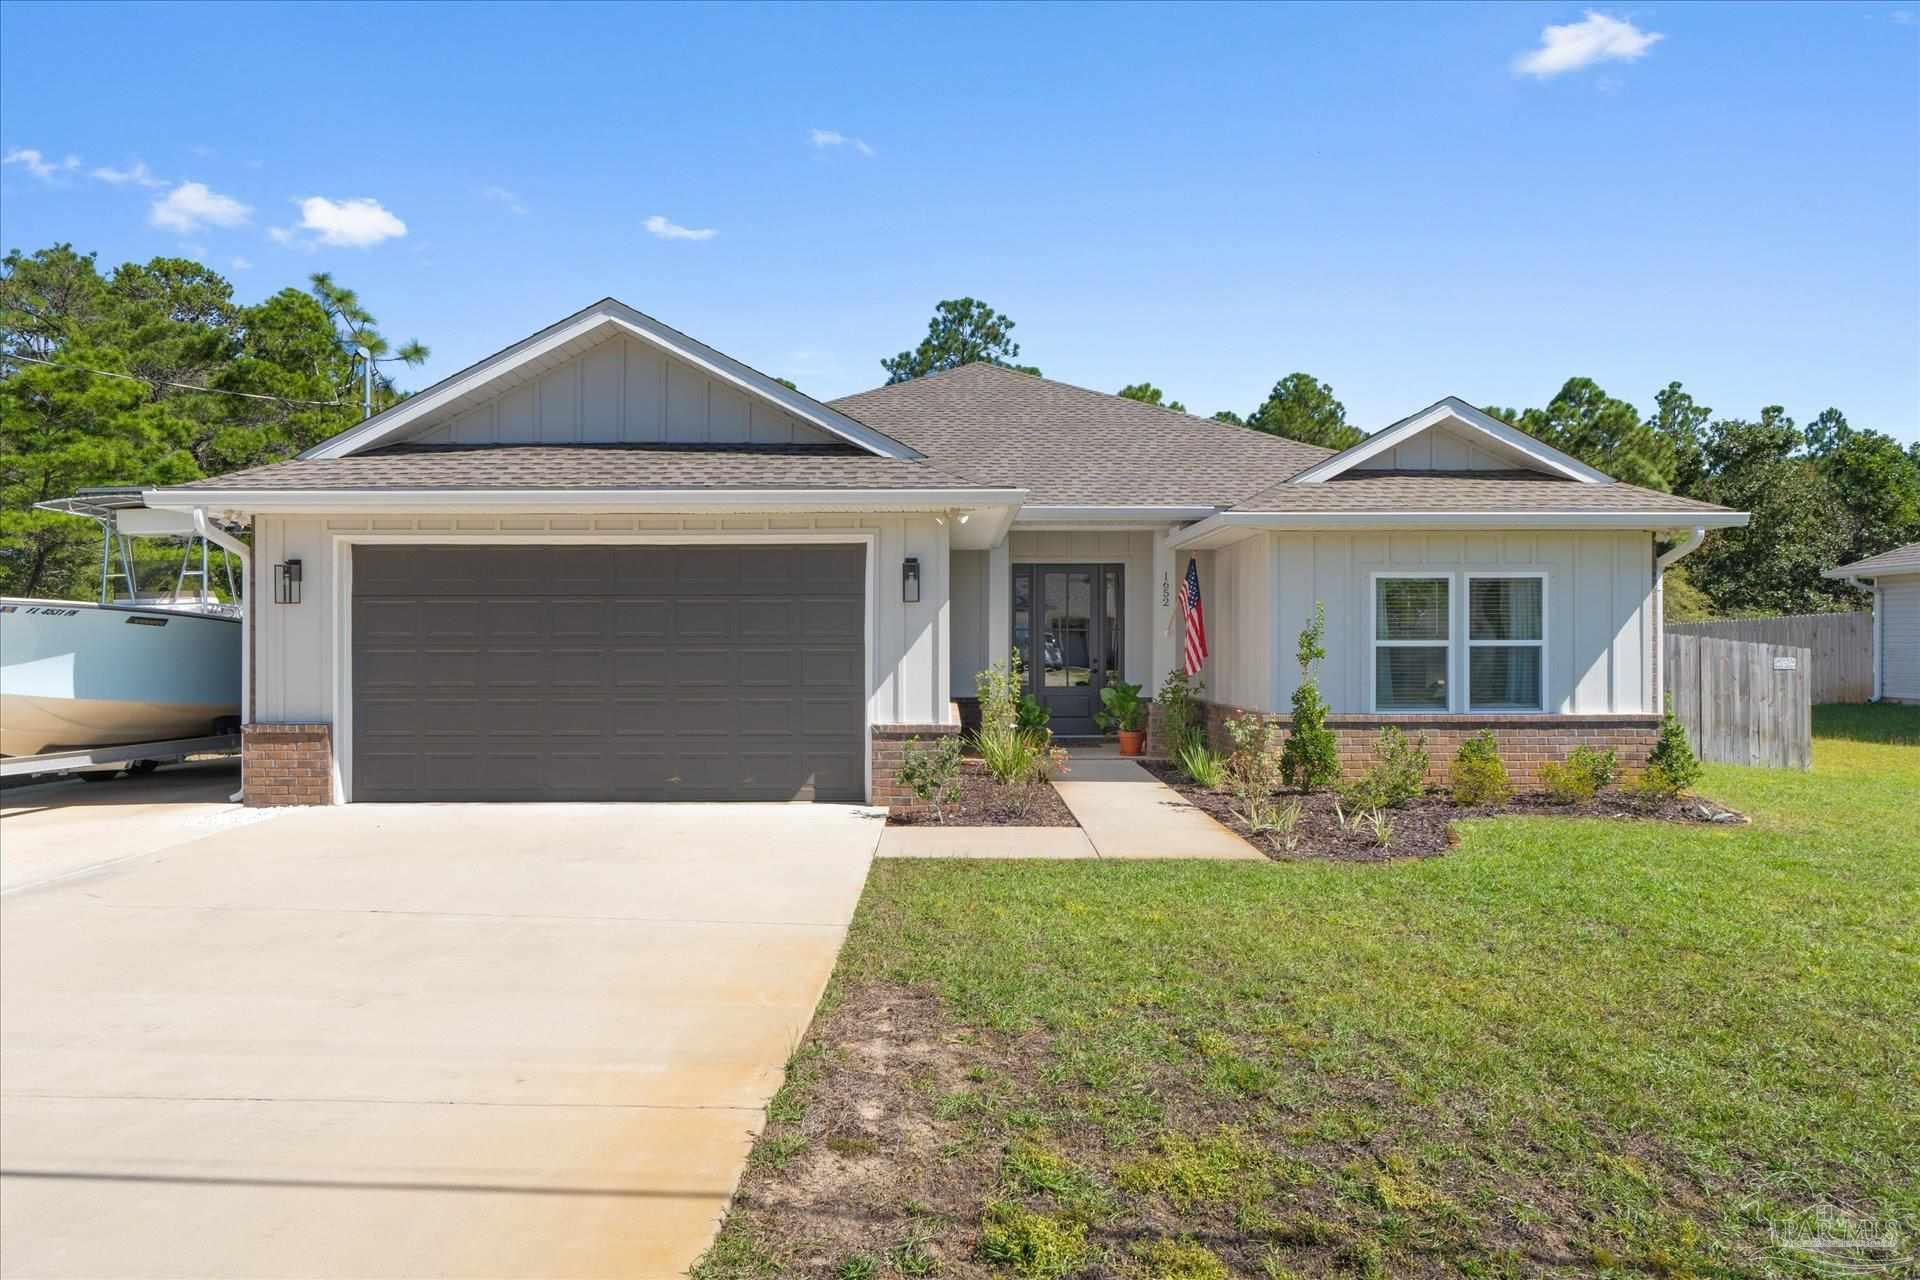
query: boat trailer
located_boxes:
[0,734,241,781]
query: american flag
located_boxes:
[1179,557,1209,676]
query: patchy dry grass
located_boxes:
[695,705,1919,1279]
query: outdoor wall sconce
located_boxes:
[274,558,302,605]
[902,556,921,604]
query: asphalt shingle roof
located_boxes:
[1830,541,1920,576]
[173,443,995,492]
[827,363,1334,505]
[1230,470,1735,515]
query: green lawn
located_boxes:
[700,705,1919,1280]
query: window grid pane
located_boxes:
[1376,647,1449,710]
[1469,646,1542,710]
[1376,578,1449,641]
[1470,577,1542,641]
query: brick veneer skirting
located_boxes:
[243,723,333,807]
[870,722,964,812]
[1153,700,1658,788]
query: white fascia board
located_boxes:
[1013,504,1218,526]
[143,486,1028,516]
[1290,397,1614,485]
[1167,508,1750,550]
[300,300,921,462]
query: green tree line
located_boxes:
[1,244,425,598]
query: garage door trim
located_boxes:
[328,532,878,803]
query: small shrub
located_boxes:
[1449,730,1511,806]
[1131,1238,1229,1280]
[894,736,963,823]
[1344,726,1428,809]
[976,721,1039,787]
[978,1203,1088,1280]
[1156,668,1205,757]
[976,648,1027,732]
[1539,759,1597,804]
[1279,603,1341,792]
[1173,741,1226,789]
[1568,744,1618,790]
[1641,694,1703,796]
[1224,712,1284,802]
[1015,691,1052,746]
[1095,678,1147,733]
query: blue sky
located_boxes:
[3,1,1916,441]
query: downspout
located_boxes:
[1652,527,1708,710]
[192,509,251,802]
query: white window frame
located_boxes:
[1464,571,1548,713]
[1369,572,1456,713]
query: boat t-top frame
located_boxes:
[33,487,243,616]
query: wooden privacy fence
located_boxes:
[1667,612,1872,703]
[1663,634,1812,770]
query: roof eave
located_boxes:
[143,485,1029,516]
[1167,509,1750,551]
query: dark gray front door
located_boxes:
[351,544,865,802]
[1012,563,1123,737]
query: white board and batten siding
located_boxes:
[408,333,840,448]
[1352,422,1522,473]
[249,511,954,739]
[1201,530,1656,716]
[1880,573,1920,702]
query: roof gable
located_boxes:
[1287,397,1614,486]
[301,299,920,461]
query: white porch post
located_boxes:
[987,535,1011,674]
[1151,526,1178,693]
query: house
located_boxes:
[142,299,1749,806]
[1826,543,1920,703]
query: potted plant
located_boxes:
[1096,679,1149,756]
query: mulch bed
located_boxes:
[1141,761,1746,862]
[884,759,1079,827]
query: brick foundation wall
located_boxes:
[243,723,333,807]
[870,722,964,813]
[1175,700,1657,789]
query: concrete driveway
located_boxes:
[0,796,883,1278]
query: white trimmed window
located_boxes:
[1467,574,1546,711]
[1373,575,1452,711]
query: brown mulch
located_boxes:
[884,759,1079,827]
[1141,761,1746,862]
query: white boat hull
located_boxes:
[0,600,240,757]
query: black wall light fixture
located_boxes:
[902,556,921,603]
[274,558,302,605]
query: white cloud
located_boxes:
[267,225,294,244]
[644,213,716,241]
[148,181,252,232]
[482,184,527,215]
[809,128,875,157]
[294,195,407,247]
[3,147,81,180]
[1513,11,1664,78]
[91,159,165,188]
[230,256,253,271]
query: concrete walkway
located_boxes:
[1,801,882,1279]
[877,748,1261,861]
[1052,754,1263,859]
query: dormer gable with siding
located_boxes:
[300,298,920,461]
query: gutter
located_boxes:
[144,486,1030,515]
[1013,504,1218,526]
[1651,527,1708,710]
[192,509,251,803]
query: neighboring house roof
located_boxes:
[1230,470,1732,515]
[167,443,984,492]
[1826,542,1920,578]
[828,363,1334,506]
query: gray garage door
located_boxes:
[351,544,865,802]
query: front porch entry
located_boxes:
[1012,563,1124,736]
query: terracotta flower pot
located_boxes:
[1117,728,1146,757]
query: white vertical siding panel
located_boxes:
[578,342,624,443]
[1880,576,1920,700]
[498,383,536,439]
[623,342,664,442]
[537,365,578,443]
[709,383,751,443]
[666,360,710,441]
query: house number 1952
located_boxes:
[1161,572,1171,607]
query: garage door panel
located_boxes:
[352,544,864,803]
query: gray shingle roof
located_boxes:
[828,363,1334,505]
[1230,470,1735,515]
[171,443,996,492]
[1828,541,1920,577]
